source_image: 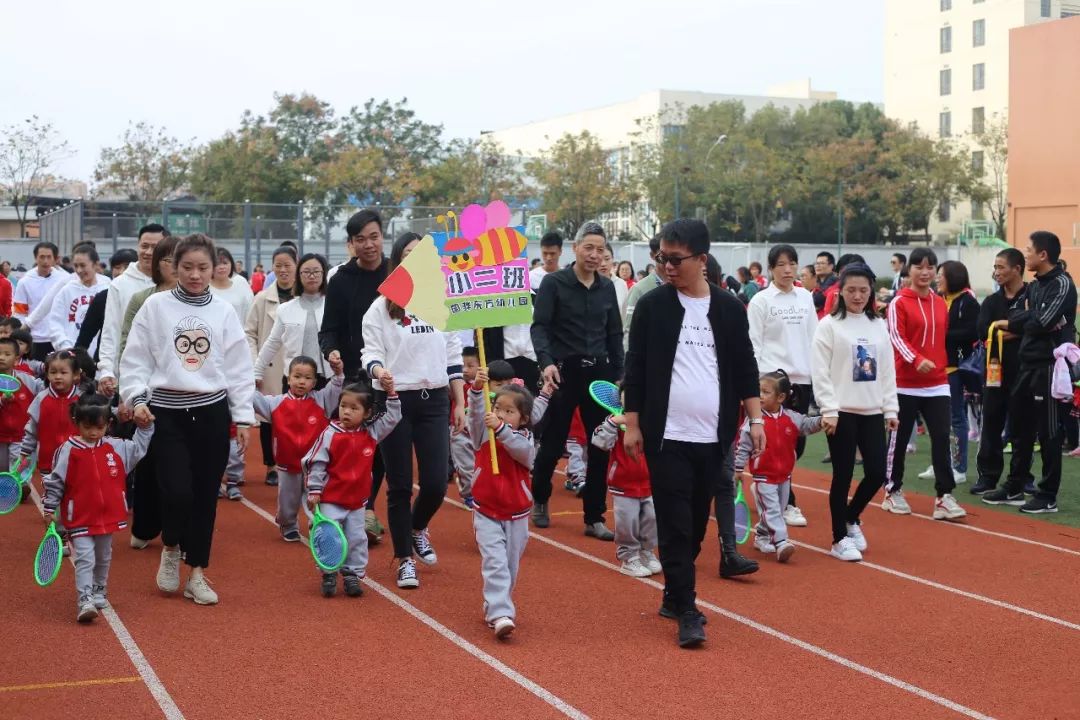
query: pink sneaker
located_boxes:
[1068,447,1080,458]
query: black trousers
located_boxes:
[1008,366,1062,500]
[131,453,161,542]
[150,400,231,568]
[713,445,737,541]
[31,341,54,362]
[977,381,1032,490]
[531,360,613,525]
[826,413,887,543]
[259,422,275,467]
[888,394,953,496]
[647,440,728,614]
[379,388,450,558]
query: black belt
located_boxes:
[559,355,608,369]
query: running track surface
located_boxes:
[2,445,1079,720]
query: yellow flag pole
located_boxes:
[475,329,500,474]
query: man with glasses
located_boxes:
[530,222,624,539]
[813,251,837,319]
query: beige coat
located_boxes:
[246,287,286,398]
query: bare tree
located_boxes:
[0,116,73,236]
[970,113,1008,239]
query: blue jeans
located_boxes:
[948,372,979,473]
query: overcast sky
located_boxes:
[4,0,883,183]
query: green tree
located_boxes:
[92,122,192,201]
[0,116,73,236]
[970,113,1008,239]
[414,137,530,208]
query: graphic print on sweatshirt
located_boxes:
[852,340,878,382]
[173,315,212,372]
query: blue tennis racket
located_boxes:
[309,505,347,573]
[34,522,63,587]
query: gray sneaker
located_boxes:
[91,584,108,609]
[531,502,550,528]
[77,596,98,623]
[156,548,182,593]
[584,522,614,541]
[226,486,243,501]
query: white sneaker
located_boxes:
[492,616,515,639]
[619,557,651,578]
[933,493,967,521]
[830,537,863,562]
[881,490,912,515]
[782,505,807,527]
[917,465,935,480]
[183,573,219,605]
[396,558,419,589]
[156,548,182,593]
[638,550,662,575]
[845,523,868,552]
[129,535,150,550]
[775,540,795,563]
[906,444,917,454]
[91,584,108,609]
[953,469,967,485]
[411,529,438,566]
[753,536,777,554]
[77,598,98,623]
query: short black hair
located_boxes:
[767,244,798,268]
[488,359,515,382]
[908,247,938,268]
[44,349,80,375]
[33,241,59,259]
[493,384,535,428]
[346,209,383,238]
[71,393,112,427]
[939,260,971,293]
[1030,230,1062,264]
[648,234,661,256]
[288,355,319,374]
[0,317,21,330]
[150,236,180,286]
[138,223,167,240]
[996,247,1025,270]
[340,382,375,413]
[110,249,138,268]
[761,369,792,399]
[835,253,866,274]
[891,252,907,265]
[540,231,563,249]
[10,329,32,352]
[816,251,835,266]
[659,219,710,256]
[0,337,19,355]
[705,254,722,286]
[294,253,329,296]
[463,346,479,360]
[280,241,298,250]
[749,261,763,273]
[174,233,217,268]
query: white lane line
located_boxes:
[237,496,590,720]
[436,494,996,720]
[29,488,185,720]
[789,541,1080,632]
[789,481,1080,558]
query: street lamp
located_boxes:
[704,134,728,164]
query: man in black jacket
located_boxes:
[624,219,763,648]
[991,231,1076,513]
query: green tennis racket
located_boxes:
[734,477,751,545]
[309,504,347,573]
[12,455,35,484]
[0,472,20,515]
[0,373,20,399]
[588,381,622,415]
[34,521,63,587]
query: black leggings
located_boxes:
[826,412,887,543]
[887,394,953,496]
[150,400,231,568]
[379,388,450,558]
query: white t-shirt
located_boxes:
[529,266,551,291]
[664,292,720,443]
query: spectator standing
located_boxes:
[813,251,838,319]
[529,231,563,291]
[13,242,70,360]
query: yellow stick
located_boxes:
[475,330,500,474]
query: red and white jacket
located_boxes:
[303,397,401,511]
[886,287,949,390]
[467,389,535,521]
[591,416,651,498]
[21,385,80,473]
[0,370,43,444]
[41,426,153,537]
[733,408,821,484]
[253,375,343,472]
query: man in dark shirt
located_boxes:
[530,222,624,537]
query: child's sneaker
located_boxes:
[782,505,807,527]
[933,494,967,521]
[183,573,219,605]
[492,616,515,639]
[226,486,243,501]
[282,529,301,543]
[396,558,419,589]
[639,550,662,575]
[365,512,383,545]
[412,529,437,565]
[342,572,364,597]
[91,584,108,609]
[77,596,98,623]
[217,485,226,499]
[845,522,867,552]
[619,557,651,577]
[156,548,182,592]
[563,474,584,493]
[321,573,337,598]
[753,536,776,554]
[830,537,862,562]
[462,495,477,511]
[881,490,912,514]
[775,540,795,563]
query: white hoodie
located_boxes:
[98,264,154,380]
[48,274,112,352]
[361,297,464,391]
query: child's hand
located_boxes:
[380,373,395,395]
[117,402,134,423]
[42,509,53,526]
[473,366,489,390]
[328,356,344,376]
[484,412,501,430]
[133,405,155,426]
[610,413,626,426]
[307,493,321,509]
[540,379,556,396]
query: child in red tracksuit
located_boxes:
[254,355,345,541]
[41,395,153,623]
[468,366,536,639]
[591,408,659,578]
[20,350,82,478]
[304,380,401,599]
[734,370,821,563]
[0,336,43,469]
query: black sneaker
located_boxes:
[531,502,550,529]
[1020,497,1058,514]
[677,610,706,648]
[969,478,996,495]
[982,488,1025,506]
[282,529,301,542]
[719,551,759,579]
[321,574,337,598]
[659,601,708,625]
[265,469,279,487]
[342,573,364,597]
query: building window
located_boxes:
[971,201,985,220]
[941,0,951,9]
[972,107,985,134]
[973,19,985,46]
[973,63,985,90]
[972,150,985,173]
[941,68,952,96]
[941,26,952,52]
[940,111,952,137]
[1041,0,1052,17]
[938,199,951,222]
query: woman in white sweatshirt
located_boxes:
[209,247,254,325]
[362,232,465,590]
[47,244,111,353]
[121,234,255,606]
[811,263,899,563]
[254,253,331,388]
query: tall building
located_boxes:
[884,0,1078,238]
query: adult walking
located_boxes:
[811,263,898,563]
[623,219,762,648]
[210,247,255,325]
[362,232,465,589]
[47,244,111,353]
[76,250,137,361]
[13,241,69,360]
[255,253,332,388]
[245,245,296,486]
[530,221,624,537]
[120,234,254,605]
